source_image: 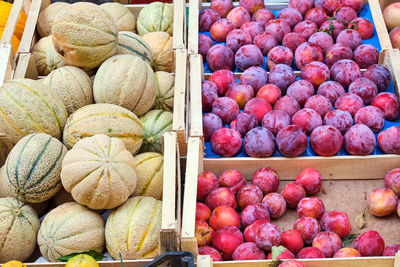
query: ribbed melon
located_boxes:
[61,134,137,209]
[105,196,161,259]
[37,2,70,37]
[37,202,105,262]
[142,32,174,72]
[132,152,163,200]
[46,39,66,71]
[93,54,157,117]
[63,103,143,155]
[0,166,12,197]
[140,110,172,153]
[137,2,173,36]
[52,2,118,69]
[3,133,67,203]
[153,71,174,111]
[100,3,136,32]
[0,197,40,262]
[117,31,153,66]
[0,79,68,144]
[43,66,93,115]
[0,136,13,167]
[32,36,51,76]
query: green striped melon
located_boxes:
[63,103,143,155]
[52,2,118,69]
[137,2,173,36]
[105,196,161,259]
[32,36,51,76]
[133,152,163,199]
[46,38,67,71]
[37,2,70,37]
[93,54,157,117]
[61,134,137,209]
[153,71,174,112]
[100,3,136,32]
[38,202,105,262]
[140,110,172,153]
[0,197,40,262]
[3,133,67,203]
[117,31,153,66]
[143,32,174,72]
[43,66,93,115]
[0,79,68,144]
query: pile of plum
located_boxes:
[195,167,398,262]
[200,0,400,158]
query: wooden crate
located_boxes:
[0,0,188,155]
[181,137,400,266]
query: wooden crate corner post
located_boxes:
[160,132,179,253]
[173,49,188,155]
[172,0,186,50]
[188,0,200,54]
[197,255,213,267]
[189,53,204,138]
[181,137,203,256]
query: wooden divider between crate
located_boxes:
[173,0,187,49]
[369,0,392,51]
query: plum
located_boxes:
[235,44,264,71]
[197,171,219,201]
[241,203,271,227]
[334,93,364,117]
[323,110,353,135]
[293,20,318,39]
[226,83,254,108]
[301,61,330,89]
[283,32,307,52]
[209,69,236,96]
[265,19,292,43]
[203,113,223,141]
[211,0,234,17]
[241,21,264,39]
[312,232,342,258]
[274,95,300,117]
[330,59,361,88]
[368,188,398,217]
[253,32,278,56]
[286,80,315,107]
[199,9,221,32]
[317,81,345,105]
[211,127,243,156]
[201,80,218,112]
[278,7,303,28]
[267,248,295,260]
[212,97,239,124]
[257,84,282,105]
[212,226,244,260]
[341,0,364,14]
[276,125,309,157]
[252,8,275,24]
[348,77,378,105]
[319,19,345,40]
[292,108,323,135]
[315,0,340,15]
[196,202,212,221]
[382,245,400,256]
[354,231,385,256]
[232,242,266,260]
[296,168,322,195]
[297,197,325,219]
[288,0,314,16]
[304,95,333,118]
[206,187,237,209]
[262,193,287,219]
[239,0,265,14]
[244,97,272,122]
[252,167,280,194]
[262,110,291,135]
[304,8,328,27]
[348,17,374,40]
[353,44,379,69]
[227,7,251,28]
[198,246,223,261]
[279,260,306,267]
[344,124,376,155]
[235,111,258,136]
[226,29,252,53]
[209,205,240,230]
[244,127,276,157]
[294,217,321,245]
[237,184,263,210]
[244,219,269,242]
[295,42,324,70]
[297,247,325,259]
[240,66,268,92]
[281,229,304,254]
[334,7,357,24]
[324,43,353,68]
[210,18,235,42]
[378,126,400,154]
[354,106,385,133]
[372,92,400,121]
[199,34,213,58]
[282,182,306,208]
[310,125,343,156]
[320,210,351,238]
[269,64,296,93]
[195,221,215,247]
[363,64,392,92]
[267,46,294,70]
[385,168,400,197]
[219,169,246,194]
[308,32,334,54]
[207,44,235,72]
[336,29,362,50]
[255,222,281,251]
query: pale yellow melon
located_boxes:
[61,134,137,209]
[63,103,143,155]
[100,3,136,32]
[53,187,74,206]
[137,2,173,36]
[153,71,174,111]
[37,202,105,262]
[52,2,118,69]
[0,166,12,197]
[3,133,67,203]
[0,79,68,144]
[43,66,93,115]
[32,36,51,76]
[0,197,40,262]
[132,152,163,200]
[105,196,162,259]
[37,2,70,37]
[117,31,153,66]
[140,110,173,153]
[93,54,157,117]
[46,39,67,71]
[143,32,174,72]
[0,135,13,167]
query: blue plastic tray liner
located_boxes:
[202,4,397,158]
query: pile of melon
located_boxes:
[0,1,175,263]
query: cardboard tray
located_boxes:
[181,137,400,266]
[0,0,189,155]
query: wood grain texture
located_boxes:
[369,0,392,50]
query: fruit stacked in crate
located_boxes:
[195,167,400,262]
[383,1,400,49]
[199,0,400,158]
[0,1,176,263]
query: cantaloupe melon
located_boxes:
[93,54,157,117]
[3,133,67,203]
[140,110,172,153]
[37,2,70,37]
[32,36,51,76]
[37,202,105,262]
[46,39,66,71]
[61,134,137,209]
[43,66,93,115]
[137,2,173,36]
[105,196,161,259]
[0,197,40,262]
[52,2,118,69]
[0,79,68,144]
[0,135,13,167]
[100,3,136,32]
[0,166,12,197]
[63,103,143,155]
[117,31,153,66]
[142,32,174,72]
[132,152,163,200]
[153,71,174,111]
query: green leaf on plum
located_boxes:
[342,234,359,248]
[271,246,287,260]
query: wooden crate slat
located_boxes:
[0,44,14,86]
[0,0,26,44]
[188,0,200,54]
[17,0,42,54]
[173,0,185,49]
[189,54,203,137]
